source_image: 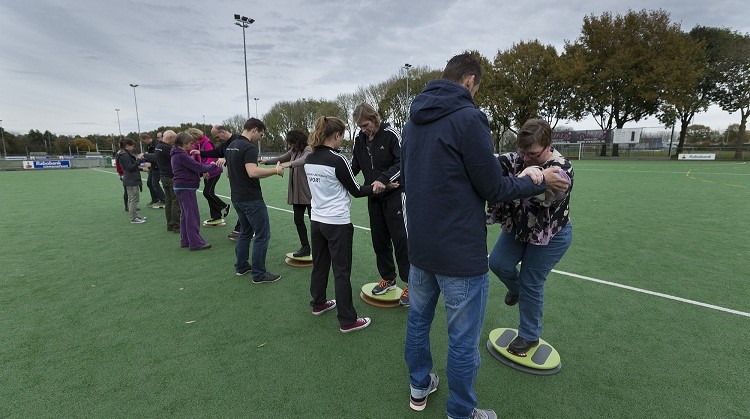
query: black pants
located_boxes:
[147,169,166,203]
[203,175,227,220]
[160,176,180,231]
[368,191,409,283]
[293,204,311,247]
[310,221,358,326]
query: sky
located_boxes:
[1,0,748,136]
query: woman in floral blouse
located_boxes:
[487,118,573,356]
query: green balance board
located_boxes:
[488,328,560,371]
[360,283,402,301]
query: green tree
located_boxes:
[692,26,750,159]
[656,29,710,157]
[566,9,695,156]
[470,50,509,153]
[685,124,715,145]
[490,40,583,131]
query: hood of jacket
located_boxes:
[409,79,477,125]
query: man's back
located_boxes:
[402,79,542,277]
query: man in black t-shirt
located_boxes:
[225,118,285,283]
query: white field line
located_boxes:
[550,269,750,318]
[92,167,747,317]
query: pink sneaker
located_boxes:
[339,317,371,333]
[312,300,337,315]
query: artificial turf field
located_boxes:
[1,160,748,418]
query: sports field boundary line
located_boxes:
[91,167,746,317]
[551,268,750,318]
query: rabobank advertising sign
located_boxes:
[23,160,72,169]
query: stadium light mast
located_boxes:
[402,63,412,100]
[234,14,255,119]
[115,108,122,136]
[254,98,259,118]
[0,119,5,158]
[129,83,142,152]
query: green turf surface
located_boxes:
[1,160,748,417]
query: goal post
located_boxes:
[552,142,582,160]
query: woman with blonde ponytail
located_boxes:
[304,116,377,333]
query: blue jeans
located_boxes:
[233,199,271,279]
[488,222,572,341]
[405,265,489,419]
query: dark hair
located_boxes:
[442,52,482,85]
[516,119,552,149]
[309,117,345,148]
[174,131,195,148]
[243,118,266,133]
[120,138,135,148]
[139,132,151,141]
[214,125,230,133]
[286,130,308,152]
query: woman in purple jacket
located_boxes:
[171,131,222,251]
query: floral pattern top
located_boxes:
[486,148,573,245]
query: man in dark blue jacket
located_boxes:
[401,53,569,419]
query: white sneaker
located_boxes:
[131,218,146,224]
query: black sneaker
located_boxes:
[292,244,311,258]
[236,266,252,276]
[504,291,519,306]
[252,272,281,284]
[507,336,539,357]
[223,205,231,218]
[372,278,397,295]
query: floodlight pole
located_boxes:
[130,83,142,152]
[115,108,122,136]
[254,98,259,118]
[234,14,255,120]
[403,63,412,100]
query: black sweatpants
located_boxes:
[310,221,358,326]
[368,191,409,283]
[202,175,227,220]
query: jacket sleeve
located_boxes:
[462,111,545,204]
[350,136,361,176]
[377,130,402,184]
[288,146,312,168]
[335,154,373,198]
[180,152,218,174]
[264,150,292,165]
[117,152,140,173]
[143,152,157,164]
[200,140,227,158]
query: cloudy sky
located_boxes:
[1,0,747,136]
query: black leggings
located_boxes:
[293,204,311,247]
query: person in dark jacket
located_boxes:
[152,130,180,232]
[115,138,148,224]
[401,53,569,419]
[139,132,166,208]
[351,102,410,306]
[171,131,222,251]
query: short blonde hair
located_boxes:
[186,127,203,141]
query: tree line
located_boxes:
[3,9,748,159]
